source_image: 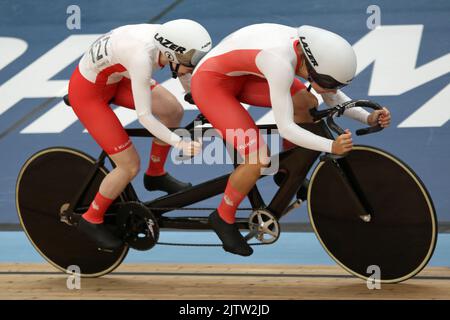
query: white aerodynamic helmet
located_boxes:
[154,19,212,68]
[297,25,357,89]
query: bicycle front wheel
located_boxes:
[16,147,129,277]
[308,145,437,283]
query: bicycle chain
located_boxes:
[149,207,265,247]
[156,242,268,247]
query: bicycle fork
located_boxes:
[327,155,374,222]
[317,118,374,223]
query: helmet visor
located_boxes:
[304,58,348,90]
[176,49,208,68]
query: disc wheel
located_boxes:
[308,146,437,283]
[16,147,129,277]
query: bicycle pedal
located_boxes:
[244,229,258,241]
[285,199,302,215]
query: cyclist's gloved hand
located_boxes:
[331,129,353,155]
[367,107,391,128]
[175,139,202,156]
[184,92,196,105]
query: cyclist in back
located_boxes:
[68,19,212,250]
[191,23,391,256]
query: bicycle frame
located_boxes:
[18,97,436,282]
[66,120,333,230]
[65,98,385,231]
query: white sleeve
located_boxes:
[178,73,191,93]
[125,56,182,147]
[256,51,333,153]
[321,90,370,124]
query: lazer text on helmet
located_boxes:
[153,33,186,54]
[299,36,319,67]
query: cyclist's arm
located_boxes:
[126,57,182,147]
[178,73,191,93]
[321,91,370,124]
[256,52,333,153]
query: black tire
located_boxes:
[308,145,437,283]
[16,147,129,277]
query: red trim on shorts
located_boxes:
[95,64,127,85]
[191,46,306,156]
[69,63,161,156]
[197,49,263,75]
[69,66,132,155]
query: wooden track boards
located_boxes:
[1,264,449,299]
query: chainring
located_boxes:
[247,209,280,244]
[115,202,160,251]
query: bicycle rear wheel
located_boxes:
[308,145,437,283]
[16,147,129,277]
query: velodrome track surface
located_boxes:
[1,232,449,299]
[1,264,450,299]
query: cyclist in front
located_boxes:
[191,24,391,256]
[68,19,212,250]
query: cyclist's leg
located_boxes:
[237,75,313,198]
[291,81,318,123]
[113,78,191,193]
[68,67,139,248]
[238,76,316,150]
[144,85,183,175]
[192,71,269,256]
[192,72,270,175]
[282,83,318,150]
[114,78,183,127]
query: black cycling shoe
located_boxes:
[77,217,123,251]
[208,210,253,257]
[273,172,309,202]
[144,172,192,194]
